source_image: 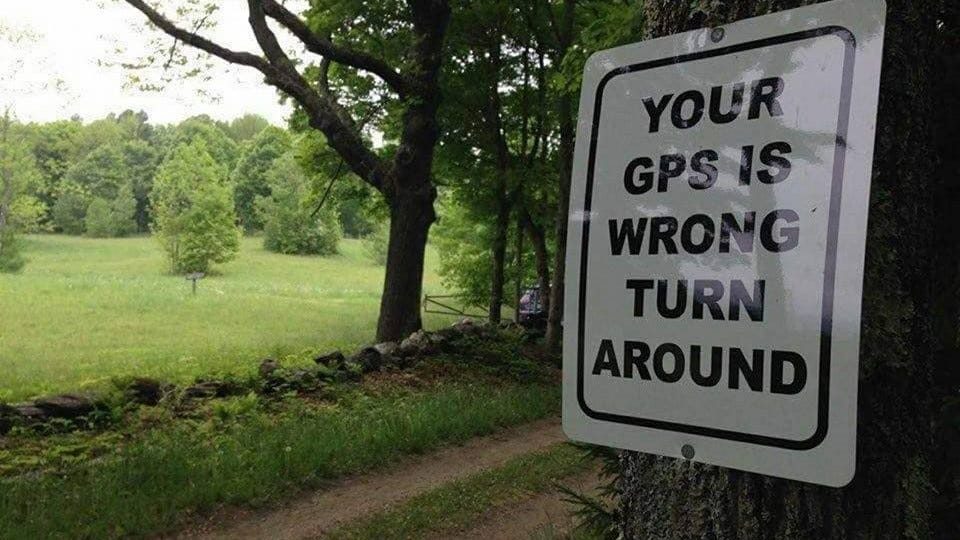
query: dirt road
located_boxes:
[177,417,584,540]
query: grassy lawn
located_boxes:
[0,235,452,402]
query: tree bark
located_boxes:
[514,213,525,317]
[482,28,511,326]
[545,0,577,351]
[619,1,939,538]
[374,0,450,342]
[489,178,510,324]
[931,3,960,537]
[377,184,434,342]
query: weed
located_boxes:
[0,382,559,539]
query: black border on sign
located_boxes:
[576,26,856,451]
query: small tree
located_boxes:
[0,112,42,272]
[258,153,340,255]
[363,221,390,266]
[50,188,88,235]
[83,198,113,238]
[84,185,136,238]
[152,141,239,274]
[232,126,291,232]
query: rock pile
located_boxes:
[0,318,500,436]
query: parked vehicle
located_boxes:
[517,286,547,328]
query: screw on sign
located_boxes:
[186,272,205,295]
[562,0,886,487]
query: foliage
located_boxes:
[8,195,47,233]
[84,186,136,238]
[63,144,128,200]
[0,228,25,273]
[559,443,623,540]
[225,113,271,142]
[83,198,115,238]
[50,187,88,235]
[293,130,383,238]
[432,195,538,309]
[0,112,42,272]
[169,116,239,173]
[151,141,239,274]
[363,220,390,266]
[119,139,159,232]
[339,197,377,237]
[0,382,559,539]
[258,152,341,255]
[231,126,291,231]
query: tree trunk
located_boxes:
[545,89,574,350]
[489,174,509,324]
[544,0,577,351]
[619,1,939,538]
[375,0,449,343]
[376,185,434,342]
[514,213,525,318]
[521,206,551,316]
[931,3,960,537]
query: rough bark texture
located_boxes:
[374,0,450,342]
[619,1,939,539]
[930,3,960,538]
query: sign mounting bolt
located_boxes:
[710,27,725,43]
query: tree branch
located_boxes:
[124,0,274,74]
[246,0,387,190]
[123,0,388,191]
[260,0,412,96]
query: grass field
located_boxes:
[0,235,453,402]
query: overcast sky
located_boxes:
[1,1,294,126]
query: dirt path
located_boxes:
[448,467,603,540]
[177,417,565,540]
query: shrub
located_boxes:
[363,220,390,265]
[259,153,340,255]
[84,188,137,238]
[0,229,25,273]
[83,198,113,238]
[231,126,291,231]
[51,188,88,235]
[152,142,240,274]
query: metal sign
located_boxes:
[562,0,886,486]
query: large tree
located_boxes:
[122,0,451,341]
[438,0,555,324]
[617,1,942,538]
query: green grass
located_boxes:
[0,381,560,540]
[328,443,592,540]
[0,234,454,401]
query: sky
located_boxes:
[0,0,296,126]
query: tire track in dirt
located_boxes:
[446,466,603,540]
[175,417,565,540]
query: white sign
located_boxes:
[562,0,886,487]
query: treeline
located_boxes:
[0,111,381,272]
